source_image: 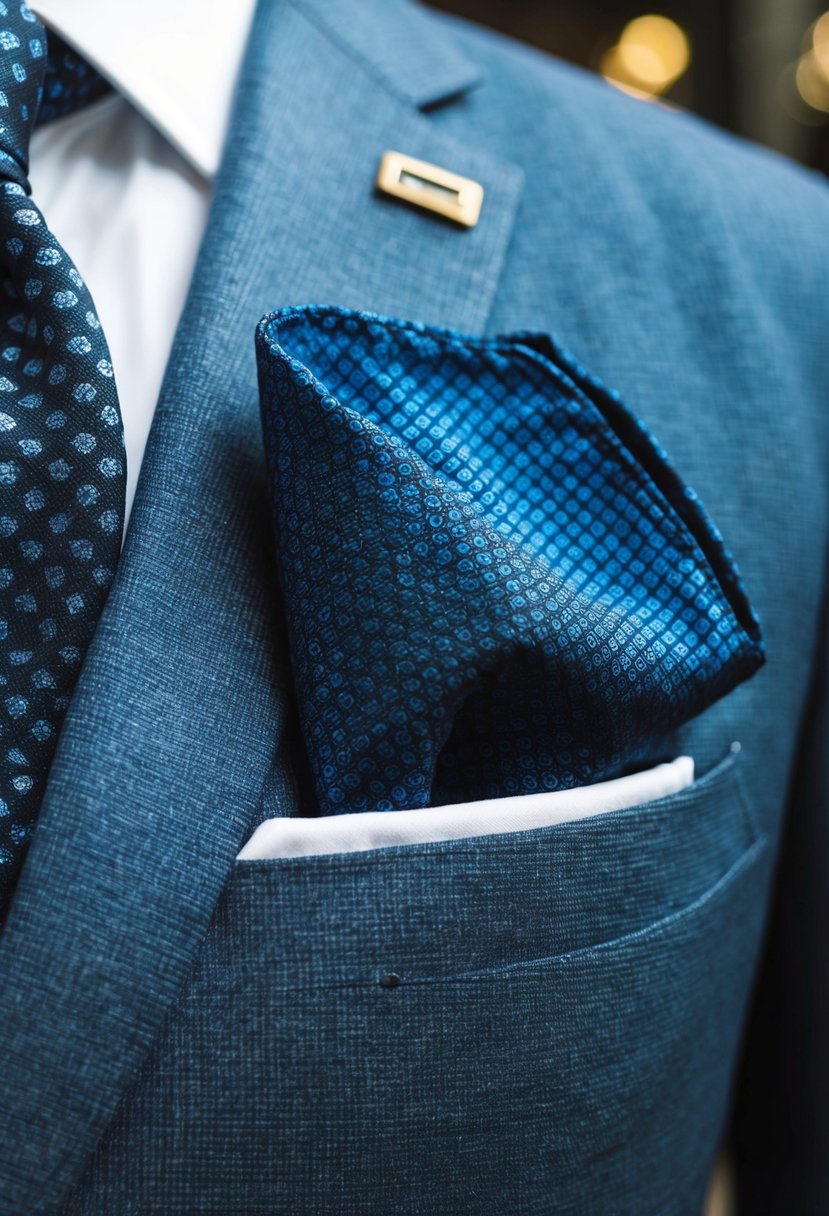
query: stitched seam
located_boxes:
[393,836,769,984]
[239,833,768,994]
[285,0,421,106]
[733,750,760,847]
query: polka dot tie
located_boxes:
[257,307,764,816]
[0,6,124,916]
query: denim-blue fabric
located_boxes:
[258,306,762,815]
[0,1,825,1212]
[63,752,768,1215]
[0,11,123,912]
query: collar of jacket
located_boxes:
[0,1,522,1211]
[297,0,485,108]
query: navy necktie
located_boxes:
[0,8,124,914]
[257,306,764,816]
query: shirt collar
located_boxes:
[30,0,258,179]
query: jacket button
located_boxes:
[378,972,401,988]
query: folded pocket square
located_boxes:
[255,306,763,816]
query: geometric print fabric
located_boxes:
[257,305,764,816]
[0,6,123,916]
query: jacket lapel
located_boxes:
[0,1,522,1211]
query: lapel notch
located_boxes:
[297,0,485,109]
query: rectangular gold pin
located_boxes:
[376,151,484,228]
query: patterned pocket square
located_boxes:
[256,306,763,815]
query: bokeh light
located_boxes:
[813,11,829,79]
[790,11,829,119]
[601,14,691,100]
[796,50,829,113]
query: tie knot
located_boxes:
[0,3,46,193]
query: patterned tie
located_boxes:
[258,306,764,816]
[0,8,124,914]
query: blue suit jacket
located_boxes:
[0,2,827,1212]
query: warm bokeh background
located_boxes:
[428,0,829,175]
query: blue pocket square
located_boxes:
[256,306,763,815]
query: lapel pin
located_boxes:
[376,150,484,228]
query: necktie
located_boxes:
[257,306,764,816]
[0,9,124,914]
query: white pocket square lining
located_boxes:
[237,756,695,861]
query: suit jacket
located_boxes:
[0,2,827,1212]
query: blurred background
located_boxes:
[427,0,829,176]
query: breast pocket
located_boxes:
[83,748,769,1216]
[228,744,762,974]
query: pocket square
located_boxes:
[238,756,695,860]
[256,306,763,815]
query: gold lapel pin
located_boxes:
[376,150,484,229]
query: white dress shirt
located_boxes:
[29,0,258,524]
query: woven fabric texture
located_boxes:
[0,8,123,911]
[258,305,762,815]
